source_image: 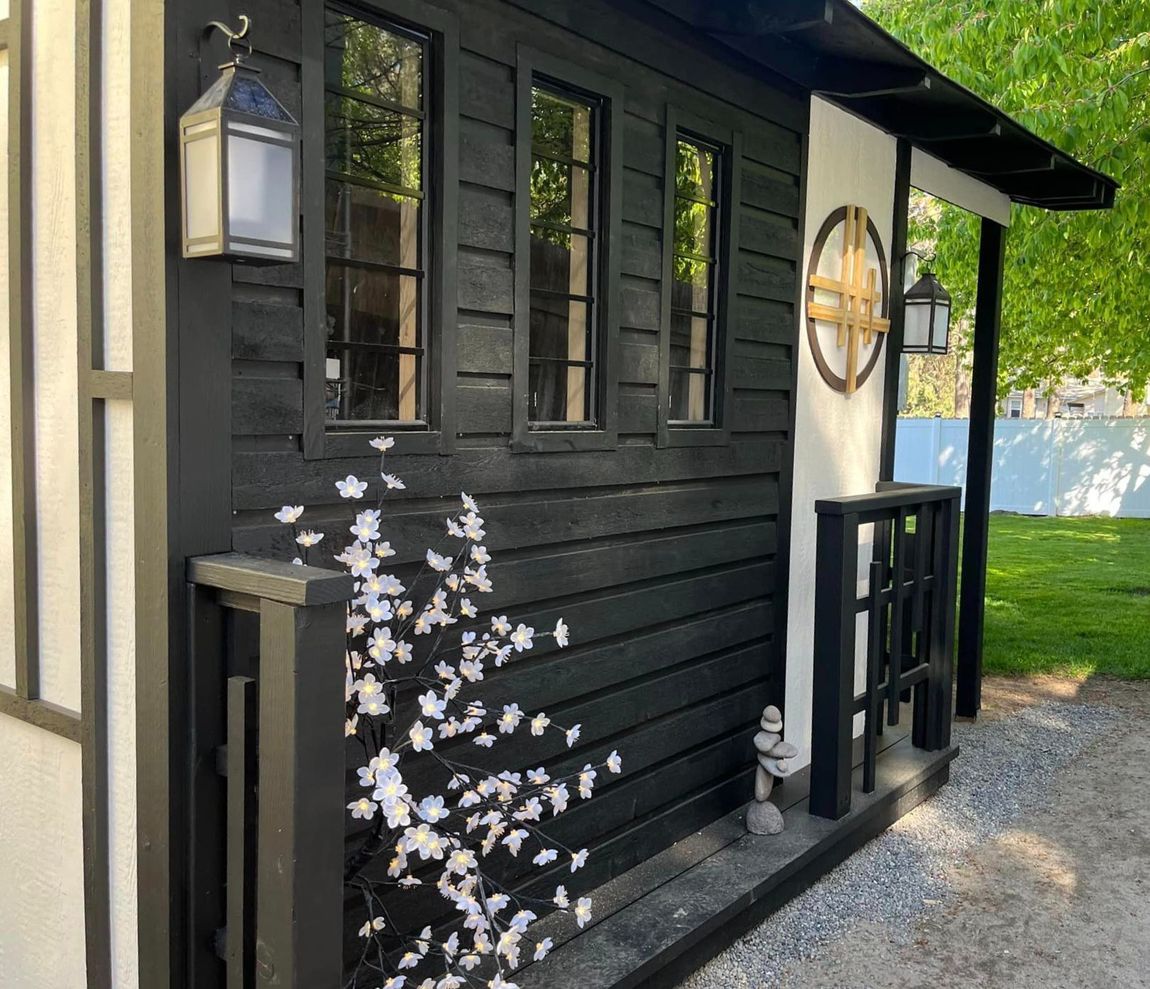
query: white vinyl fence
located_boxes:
[893,417,1150,518]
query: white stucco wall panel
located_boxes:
[784,98,897,770]
[0,715,87,986]
[102,0,140,979]
[31,0,82,711]
[0,49,16,688]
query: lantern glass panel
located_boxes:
[226,131,295,246]
[903,299,932,351]
[183,129,220,244]
[931,301,951,352]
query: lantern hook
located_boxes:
[206,14,254,63]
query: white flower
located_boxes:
[384,801,411,829]
[358,916,385,937]
[499,704,523,734]
[490,615,510,636]
[295,530,323,547]
[446,847,477,876]
[380,574,406,596]
[403,823,445,861]
[393,640,413,664]
[462,513,486,541]
[526,767,550,785]
[553,885,570,909]
[570,848,589,872]
[574,897,592,928]
[470,544,491,565]
[553,617,569,647]
[418,691,447,721]
[533,938,553,961]
[357,695,390,718]
[473,733,495,748]
[274,505,304,524]
[426,549,452,572]
[370,435,395,452]
[459,598,477,618]
[353,672,384,698]
[397,951,420,970]
[348,797,377,821]
[364,594,393,624]
[486,892,510,913]
[532,848,558,866]
[461,491,480,513]
[376,540,396,558]
[368,627,396,663]
[502,829,528,856]
[350,509,381,542]
[383,977,406,989]
[510,624,534,652]
[382,472,406,490]
[530,713,550,736]
[607,749,623,774]
[409,721,434,752]
[489,975,517,989]
[446,516,466,538]
[578,764,596,799]
[336,475,368,499]
[565,724,582,748]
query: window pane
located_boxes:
[675,140,715,202]
[670,313,711,371]
[328,346,422,423]
[530,230,592,297]
[669,135,721,423]
[674,196,715,259]
[529,360,591,424]
[530,158,592,229]
[326,182,420,268]
[326,264,421,350]
[324,7,427,426]
[670,368,711,423]
[532,88,592,163]
[326,95,422,191]
[671,258,712,313]
[529,83,598,427]
[325,13,423,111]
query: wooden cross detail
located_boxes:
[808,205,890,393]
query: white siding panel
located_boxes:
[31,0,81,711]
[0,714,87,986]
[0,49,15,688]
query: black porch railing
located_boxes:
[186,553,354,988]
[809,483,961,820]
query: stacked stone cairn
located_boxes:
[746,704,797,835]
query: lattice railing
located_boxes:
[809,482,961,820]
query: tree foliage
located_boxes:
[864,0,1150,399]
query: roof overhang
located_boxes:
[643,0,1117,212]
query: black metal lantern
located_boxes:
[179,16,300,263]
[902,270,952,355]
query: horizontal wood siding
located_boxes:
[221,0,804,948]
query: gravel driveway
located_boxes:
[679,677,1150,989]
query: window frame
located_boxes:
[302,0,459,459]
[657,104,741,449]
[512,45,623,454]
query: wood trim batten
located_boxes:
[879,137,912,482]
[76,0,113,983]
[134,0,175,984]
[0,686,82,741]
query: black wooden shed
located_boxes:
[0,0,1115,986]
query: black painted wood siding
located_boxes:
[220,0,804,910]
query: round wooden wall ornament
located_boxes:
[805,204,890,394]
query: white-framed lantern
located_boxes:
[180,17,300,263]
[902,270,952,355]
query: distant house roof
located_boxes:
[644,0,1117,211]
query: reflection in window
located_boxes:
[529,84,600,426]
[670,136,721,424]
[324,7,427,424]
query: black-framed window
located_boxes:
[669,134,721,425]
[528,82,602,427]
[323,7,429,426]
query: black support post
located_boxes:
[956,218,1007,718]
[810,510,859,821]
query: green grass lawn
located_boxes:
[980,514,1150,679]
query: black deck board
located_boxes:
[516,736,958,989]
